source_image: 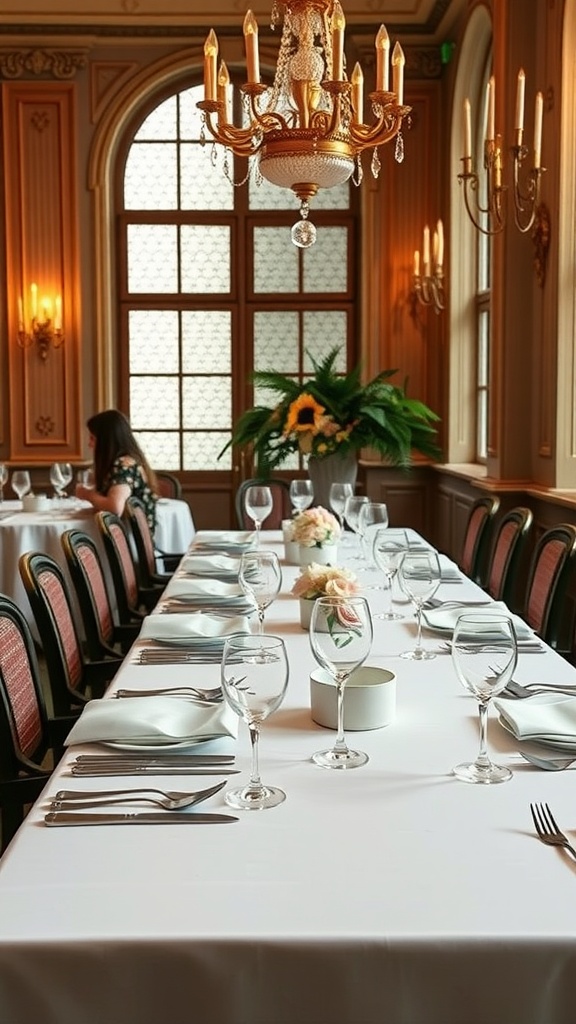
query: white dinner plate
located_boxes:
[104,735,223,752]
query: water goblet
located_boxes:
[244,485,273,538]
[0,463,8,503]
[309,595,373,769]
[329,482,353,531]
[451,612,517,784]
[372,528,409,619]
[238,550,282,634]
[11,470,31,501]
[57,462,73,497]
[50,463,66,500]
[221,634,289,809]
[398,549,442,660]
[289,479,314,515]
[343,495,368,560]
[358,501,389,566]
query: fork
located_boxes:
[114,686,223,702]
[530,802,576,860]
[50,779,226,811]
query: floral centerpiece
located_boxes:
[291,562,361,629]
[219,346,440,476]
[291,506,341,548]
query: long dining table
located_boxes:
[1,530,576,1024]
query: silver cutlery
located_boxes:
[45,810,239,826]
[70,766,240,776]
[424,598,491,610]
[50,780,226,811]
[73,752,233,764]
[530,802,576,860]
[113,686,223,701]
[503,680,576,699]
[441,640,544,654]
[520,752,576,771]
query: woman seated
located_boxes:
[75,409,158,532]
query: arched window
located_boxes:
[115,78,357,483]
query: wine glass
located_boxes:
[328,482,353,531]
[398,549,442,660]
[0,463,8,503]
[451,612,517,784]
[309,595,373,769]
[11,470,31,501]
[358,501,389,566]
[239,550,282,634]
[221,634,289,809]
[50,463,66,500]
[57,462,73,498]
[244,485,273,538]
[289,479,314,515]
[343,495,368,559]
[372,527,409,619]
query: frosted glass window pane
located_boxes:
[124,144,178,210]
[303,313,347,371]
[254,312,299,372]
[249,175,349,210]
[182,377,231,428]
[134,432,180,470]
[128,225,178,293]
[182,311,231,373]
[181,144,233,210]
[178,85,205,141]
[181,226,230,293]
[129,311,179,373]
[134,96,177,140]
[253,228,298,293]
[183,432,232,470]
[303,227,348,292]
[130,377,180,429]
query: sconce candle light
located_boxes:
[17,283,64,360]
[413,219,445,313]
[458,69,545,235]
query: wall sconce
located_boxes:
[458,70,544,236]
[412,220,445,314]
[17,283,64,360]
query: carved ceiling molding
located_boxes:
[0,48,88,79]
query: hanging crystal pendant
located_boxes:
[371,148,381,178]
[291,201,317,248]
[394,132,405,164]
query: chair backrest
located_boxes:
[459,495,501,584]
[96,510,143,624]
[61,529,118,661]
[485,507,533,610]
[155,471,182,499]
[0,595,50,779]
[18,552,87,716]
[524,523,576,651]
[125,496,158,587]
[235,478,291,530]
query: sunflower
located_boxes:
[283,393,325,435]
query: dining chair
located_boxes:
[96,510,160,622]
[235,478,291,530]
[459,495,501,585]
[0,594,77,852]
[155,471,182,500]
[522,523,576,654]
[125,496,180,588]
[61,529,141,662]
[484,506,534,612]
[19,551,115,716]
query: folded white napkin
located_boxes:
[494,692,576,745]
[140,611,251,642]
[64,696,238,746]
[166,578,244,600]
[421,601,533,639]
[179,554,240,576]
[194,531,256,551]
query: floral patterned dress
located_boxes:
[103,457,158,533]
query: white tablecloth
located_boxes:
[0,498,195,636]
[0,533,576,1023]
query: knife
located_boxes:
[45,810,239,826]
[71,767,240,776]
[74,754,235,764]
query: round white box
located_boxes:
[310,665,396,731]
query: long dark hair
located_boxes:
[87,410,157,493]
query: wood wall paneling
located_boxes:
[2,81,82,462]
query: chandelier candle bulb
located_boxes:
[331,2,346,82]
[54,295,62,331]
[30,282,38,320]
[17,297,24,331]
[391,42,405,105]
[375,25,390,92]
[413,249,420,276]
[217,62,231,123]
[203,30,218,102]
[515,68,525,141]
[534,90,543,169]
[486,76,495,142]
[423,225,430,275]
[351,63,364,123]
[436,219,444,267]
[463,98,472,163]
[243,11,260,85]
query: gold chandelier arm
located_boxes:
[348,96,410,153]
[457,160,506,236]
[511,145,545,233]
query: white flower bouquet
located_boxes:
[290,506,341,548]
[291,564,360,601]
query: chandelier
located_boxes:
[197,0,410,247]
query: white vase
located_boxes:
[299,598,316,629]
[282,519,300,564]
[307,452,358,509]
[298,544,338,567]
